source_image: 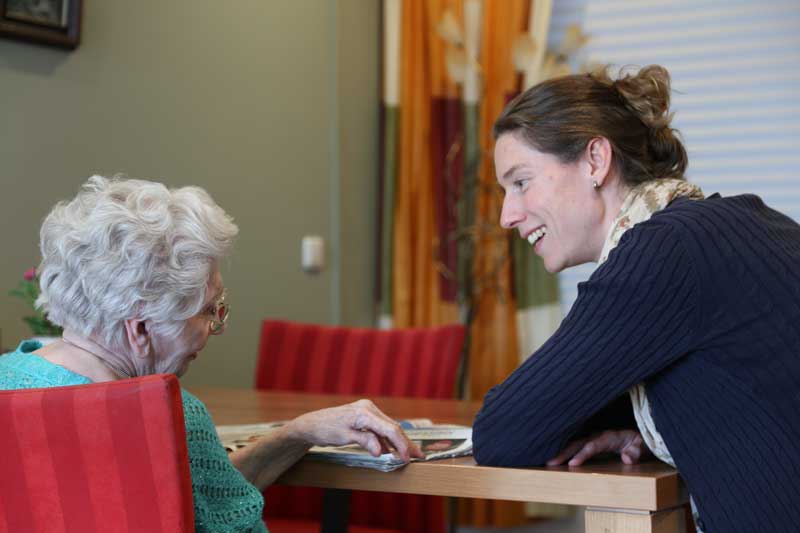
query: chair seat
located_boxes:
[267,518,402,533]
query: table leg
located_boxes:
[320,488,351,533]
[585,506,686,533]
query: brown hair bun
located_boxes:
[494,64,688,185]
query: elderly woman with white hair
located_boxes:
[0,176,422,532]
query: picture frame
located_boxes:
[0,0,82,49]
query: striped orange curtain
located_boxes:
[378,0,557,527]
[457,2,529,527]
[381,0,459,329]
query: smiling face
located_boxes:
[150,268,225,377]
[495,133,611,273]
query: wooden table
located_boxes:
[191,387,688,533]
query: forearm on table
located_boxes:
[229,422,313,491]
[474,228,697,467]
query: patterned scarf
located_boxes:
[598,178,705,266]
[596,177,705,531]
[597,178,704,465]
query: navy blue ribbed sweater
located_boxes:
[473,194,800,532]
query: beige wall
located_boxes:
[0,1,379,387]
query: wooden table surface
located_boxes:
[191,386,687,527]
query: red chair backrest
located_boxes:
[254,320,465,533]
[255,320,465,398]
[0,374,195,533]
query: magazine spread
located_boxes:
[216,419,473,472]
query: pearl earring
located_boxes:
[592,180,600,190]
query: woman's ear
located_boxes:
[585,137,613,187]
[124,318,151,359]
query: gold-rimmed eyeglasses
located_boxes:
[209,289,230,335]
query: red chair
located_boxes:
[255,320,466,533]
[0,374,194,533]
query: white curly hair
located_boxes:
[36,175,239,351]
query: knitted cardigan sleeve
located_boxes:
[473,221,701,467]
[181,390,268,533]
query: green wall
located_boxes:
[0,0,379,387]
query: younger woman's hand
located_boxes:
[288,399,425,462]
[546,429,649,466]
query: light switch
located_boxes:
[301,235,325,274]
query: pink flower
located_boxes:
[23,267,36,281]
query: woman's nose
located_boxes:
[500,197,524,229]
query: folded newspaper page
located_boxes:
[216,419,473,472]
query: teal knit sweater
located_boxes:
[0,340,267,533]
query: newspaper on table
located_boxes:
[216,418,472,472]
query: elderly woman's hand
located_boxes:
[546,429,649,466]
[288,399,425,462]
